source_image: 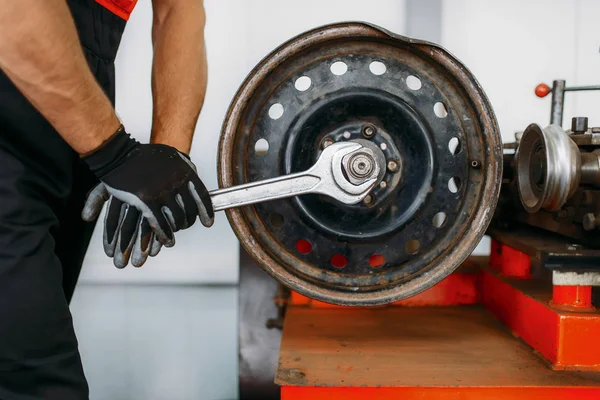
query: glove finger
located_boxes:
[112,206,141,269]
[147,204,175,247]
[111,205,141,268]
[178,190,198,229]
[81,183,109,222]
[188,178,214,228]
[131,218,153,267]
[105,197,126,245]
[103,197,127,258]
[118,206,141,254]
[164,196,187,232]
[149,234,162,257]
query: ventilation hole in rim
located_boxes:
[270,213,284,228]
[294,76,312,91]
[369,254,385,268]
[254,139,269,156]
[369,61,386,75]
[434,102,448,118]
[268,103,284,120]
[295,239,312,255]
[432,212,447,228]
[406,239,421,255]
[330,61,348,76]
[406,75,422,90]
[448,137,461,155]
[331,254,348,268]
[448,177,462,193]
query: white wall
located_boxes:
[441,0,600,143]
[79,1,406,284]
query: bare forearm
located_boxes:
[151,0,207,154]
[0,0,119,154]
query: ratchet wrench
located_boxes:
[210,142,380,211]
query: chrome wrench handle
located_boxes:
[210,142,379,212]
[211,173,321,212]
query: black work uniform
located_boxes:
[0,1,128,398]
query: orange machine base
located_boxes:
[276,306,600,399]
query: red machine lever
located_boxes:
[534,83,551,98]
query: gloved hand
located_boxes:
[81,125,214,267]
[84,184,164,267]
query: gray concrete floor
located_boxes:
[70,284,238,400]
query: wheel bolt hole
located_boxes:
[294,76,312,92]
[448,137,461,155]
[406,75,422,90]
[406,239,421,255]
[295,240,312,255]
[448,177,462,193]
[268,103,284,120]
[369,254,385,268]
[433,212,447,228]
[330,61,348,76]
[369,61,387,75]
[330,254,348,269]
[434,102,448,118]
[254,139,269,156]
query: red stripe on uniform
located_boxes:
[95,0,138,21]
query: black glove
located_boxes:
[81,125,214,267]
[84,184,164,268]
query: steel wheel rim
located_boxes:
[218,22,502,306]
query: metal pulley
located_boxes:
[516,124,581,213]
[516,121,600,213]
[217,22,502,306]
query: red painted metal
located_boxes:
[482,268,600,370]
[535,83,551,98]
[290,271,479,308]
[481,270,559,365]
[552,285,594,309]
[282,387,600,400]
[490,240,531,278]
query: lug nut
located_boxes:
[363,195,373,205]
[322,138,334,149]
[387,160,399,173]
[380,181,388,189]
[362,125,376,139]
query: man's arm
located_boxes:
[0,0,120,154]
[150,0,208,154]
